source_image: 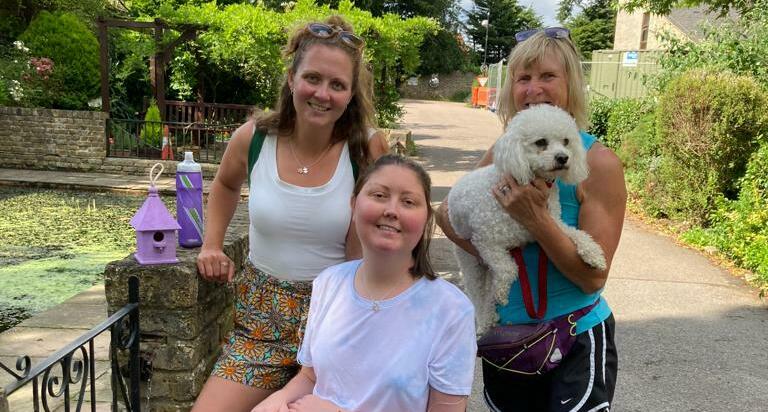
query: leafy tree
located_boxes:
[0,0,109,42]
[19,11,100,109]
[465,0,542,65]
[619,0,755,16]
[649,0,768,91]
[417,28,470,75]
[557,0,615,59]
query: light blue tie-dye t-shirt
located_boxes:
[298,260,477,412]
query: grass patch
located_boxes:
[0,187,176,332]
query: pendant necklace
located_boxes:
[360,270,409,312]
[289,138,333,175]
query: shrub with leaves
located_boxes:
[18,11,99,109]
[141,99,162,148]
[587,95,614,141]
[652,69,768,224]
[604,97,655,151]
[683,142,768,293]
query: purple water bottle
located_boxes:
[176,151,204,248]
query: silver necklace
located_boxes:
[360,271,408,312]
[288,139,333,175]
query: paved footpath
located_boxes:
[1,99,767,411]
[401,99,768,412]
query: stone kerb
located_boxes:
[104,203,249,412]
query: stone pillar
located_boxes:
[105,204,249,412]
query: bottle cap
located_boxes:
[184,151,194,162]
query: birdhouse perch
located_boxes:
[130,163,181,265]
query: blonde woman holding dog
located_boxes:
[437,28,626,412]
[192,16,389,412]
[253,155,477,412]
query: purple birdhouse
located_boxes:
[130,185,181,265]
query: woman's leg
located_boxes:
[481,360,549,411]
[191,376,273,412]
[192,264,312,411]
[548,314,618,412]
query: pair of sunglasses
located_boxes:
[515,27,570,43]
[307,23,365,50]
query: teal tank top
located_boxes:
[496,131,611,334]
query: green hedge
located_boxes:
[651,70,768,224]
[683,142,768,293]
[18,11,100,109]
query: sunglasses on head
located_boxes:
[307,23,365,50]
[515,27,570,43]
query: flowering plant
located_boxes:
[0,40,55,106]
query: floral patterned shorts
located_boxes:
[211,262,312,389]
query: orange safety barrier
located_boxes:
[476,87,489,108]
[471,86,479,107]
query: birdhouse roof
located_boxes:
[130,188,181,231]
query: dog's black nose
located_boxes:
[555,154,569,165]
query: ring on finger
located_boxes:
[221,261,229,266]
[500,185,510,194]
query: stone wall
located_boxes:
[0,107,107,171]
[104,204,249,412]
[398,71,475,102]
[1,106,411,180]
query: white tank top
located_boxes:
[248,133,354,281]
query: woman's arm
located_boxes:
[251,367,318,412]
[494,143,626,293]
[427,388,467,412]
[196,121,252,282]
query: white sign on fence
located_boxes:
[622,51,639,67]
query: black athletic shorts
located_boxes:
[482,314,617,412]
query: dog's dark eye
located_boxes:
[534,139,548,148]
[563,138,570,146]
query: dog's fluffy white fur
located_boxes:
[447,105,607,335]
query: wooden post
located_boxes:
[154,19,166,120]
[98,18,110,114]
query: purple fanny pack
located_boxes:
[477,301,598,377]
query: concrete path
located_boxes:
[401,99,768,412]
[1,99,766,411]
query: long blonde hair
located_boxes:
[253,15,376,168]
[496,31,588,130]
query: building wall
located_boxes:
[613,9,647,50]
[614,9,690,50]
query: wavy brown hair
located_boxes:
[353,154,436,280]
[252,15,376,169]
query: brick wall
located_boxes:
[0,106,107,171]
[398,71,475,101]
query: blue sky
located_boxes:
[459,0,561,26]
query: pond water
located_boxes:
[0,187,175,333]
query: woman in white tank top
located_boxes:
[192,16,389,412]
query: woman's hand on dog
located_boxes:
[492,175,551,228]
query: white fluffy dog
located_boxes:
[447,104,606,334]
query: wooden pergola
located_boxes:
[97,17,206,118]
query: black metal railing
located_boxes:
[107,119,239,163]
[0,277,141,412]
